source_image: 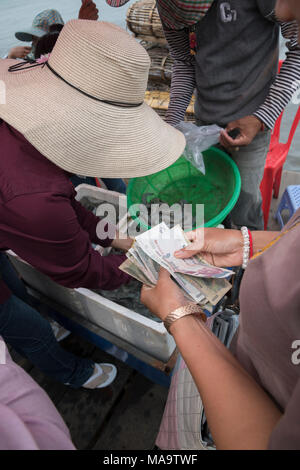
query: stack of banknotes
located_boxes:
[120,223,233,312]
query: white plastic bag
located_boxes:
[176,122,222,174]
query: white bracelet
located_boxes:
[241,226,250,270]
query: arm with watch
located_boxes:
[141,227,282,450]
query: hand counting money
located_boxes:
[119,223,233,307]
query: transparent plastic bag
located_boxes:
[176,122,222,174]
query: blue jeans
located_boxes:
[70,175,127,194]
[0,254,94,388]
[0,252,29,303]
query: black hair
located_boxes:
[49,23,64,33]
[34,30,61,59]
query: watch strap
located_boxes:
[164,304,207,334]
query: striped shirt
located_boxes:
[155,0,213,29]
[160,11,300,129]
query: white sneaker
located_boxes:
[49,319,71,342]
[82,363,117,389]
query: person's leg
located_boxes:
[0,253,29,303]
[0,253,71,343]
[101,178,127,195]
[0,295,94,388]
[229,130,271,230]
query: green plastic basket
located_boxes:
[127,146,241,230]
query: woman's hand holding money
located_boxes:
[174,228,281,267]
[175,228,245,267]
[141,268,189,321]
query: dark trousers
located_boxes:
[0,253,94,387]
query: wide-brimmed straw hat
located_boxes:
[0,20,185,178]
[15,9,65,42]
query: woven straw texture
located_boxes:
[0,20,185,178]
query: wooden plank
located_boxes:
[54,348,134,450]
[93,373,168,450]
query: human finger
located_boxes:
[220,130,240,147]
[222,129,249,147]
[174,242,204,259]
[174,229,204,258]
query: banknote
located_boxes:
[120,222,232,307]
[127,249,156,285]
[121,254,226,306]
[119,259,155,287]
[126,251,153,283]
[129,245,160,285]
[134,223,171,269]
[135,223,232,278]
[121,257,203,304]
[151,225,232,279]
[177,273,231,305]
[172,272,206,303]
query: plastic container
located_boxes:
[127,146,241,230]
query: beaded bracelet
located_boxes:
[241,226,251,269]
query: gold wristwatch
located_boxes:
[164,304,207,334]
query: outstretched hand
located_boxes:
[79,0,99,21]
[174,227,244,268]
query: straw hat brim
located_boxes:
[0,59,186,178]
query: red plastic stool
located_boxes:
[260,62,300,229]
[95,178,102,188]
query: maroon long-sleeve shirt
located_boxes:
[0,120,130,304]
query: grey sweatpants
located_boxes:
[229,130,271,231]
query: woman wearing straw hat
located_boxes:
[0,20,185,389]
